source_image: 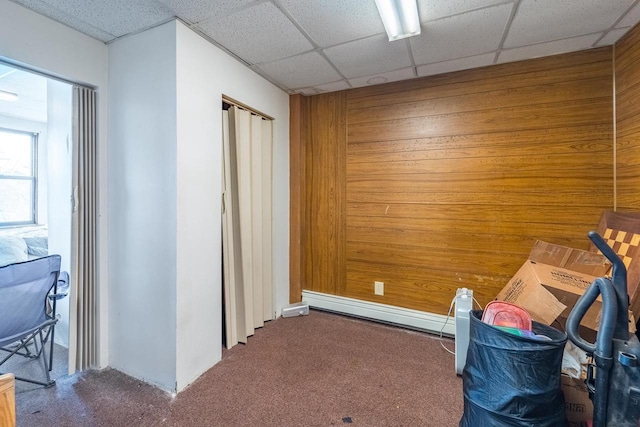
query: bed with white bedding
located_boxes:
[0,225,48,267]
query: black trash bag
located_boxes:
[459,310,568,427]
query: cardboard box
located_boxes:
[562,374,593,426]
[496,241,611,336]
[529,240,612,276]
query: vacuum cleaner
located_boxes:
[566,231,640,427]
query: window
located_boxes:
[0,128,37,226]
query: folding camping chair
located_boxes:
[0,255,62,388]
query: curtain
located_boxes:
[68,86,98,372]
[222,105,274,349]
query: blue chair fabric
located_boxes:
[0,255,62,387]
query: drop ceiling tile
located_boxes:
[417,0,512,22]
[197,2,313,65]
[348,67,416,88]
[324,34,412,79]
[410,3,512,65]
[277,0,385,48]
[256,51,342,89]
[157,0,254,24]
[11,0,116,41]
[314,80,351,93]
[32,0,174,37]
[498,34,601,64]
[617,2,640,28]
[504,0,634,48]
[295,87,320,96]
[416,53,495,77]
[596,28,630,46]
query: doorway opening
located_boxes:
[0,61,73,385]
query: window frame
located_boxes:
[0,127,38,227]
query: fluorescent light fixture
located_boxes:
[375,0,421,41]
[0,90,18,102]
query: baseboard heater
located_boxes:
[301,290,455,336]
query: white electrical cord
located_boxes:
[439,294,485,355]
[439,295,457,354]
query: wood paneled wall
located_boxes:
[290,92,348,300]
[616,23,640,210]
[291,48,614,315]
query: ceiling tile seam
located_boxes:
[105,16,178,45]
[418,0,516,25]
[415,50,499,68]
[287,64,415,92]
[8,0,117,43]
[269,0,351,87]
[498,30,616,55]
[247,67,292,94]
[307,79,347,92]
[270,0,321,49]
[268,0,416,88]
[249,30,396,69]
[590,0,640,47]
[250,47,321,68]
[350,66,416,84]
[187,0,266,26]
[178,21,291,94]
[318,31,390,51]
[591,30,619,49]
[612,0,640,30]
[186,21,253,67]
[404,39,418,78]
[317,51,352,88]
[315,30,415,85]
[493,0,521,64]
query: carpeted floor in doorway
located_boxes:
[16,309,463,426]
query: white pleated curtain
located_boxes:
[222,105,273,349]
[68,85,98,372]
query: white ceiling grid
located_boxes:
[5,0,640,95]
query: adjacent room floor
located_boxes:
[12,310,463,426]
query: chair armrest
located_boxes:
[48,271,70,300]
[48,292,68,301]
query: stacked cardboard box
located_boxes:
[562,374,592,427]
[496,238,639,426]
[496,240,613,339]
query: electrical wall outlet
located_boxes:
[374,281,384,295]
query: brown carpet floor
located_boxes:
[15,310,463,426]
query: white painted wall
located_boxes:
[108,23,178,391]
[174,21,289,391]
[107,20,289,392]
[46,79,73,348]
[0,0,109,367]
[0,2,290,392]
